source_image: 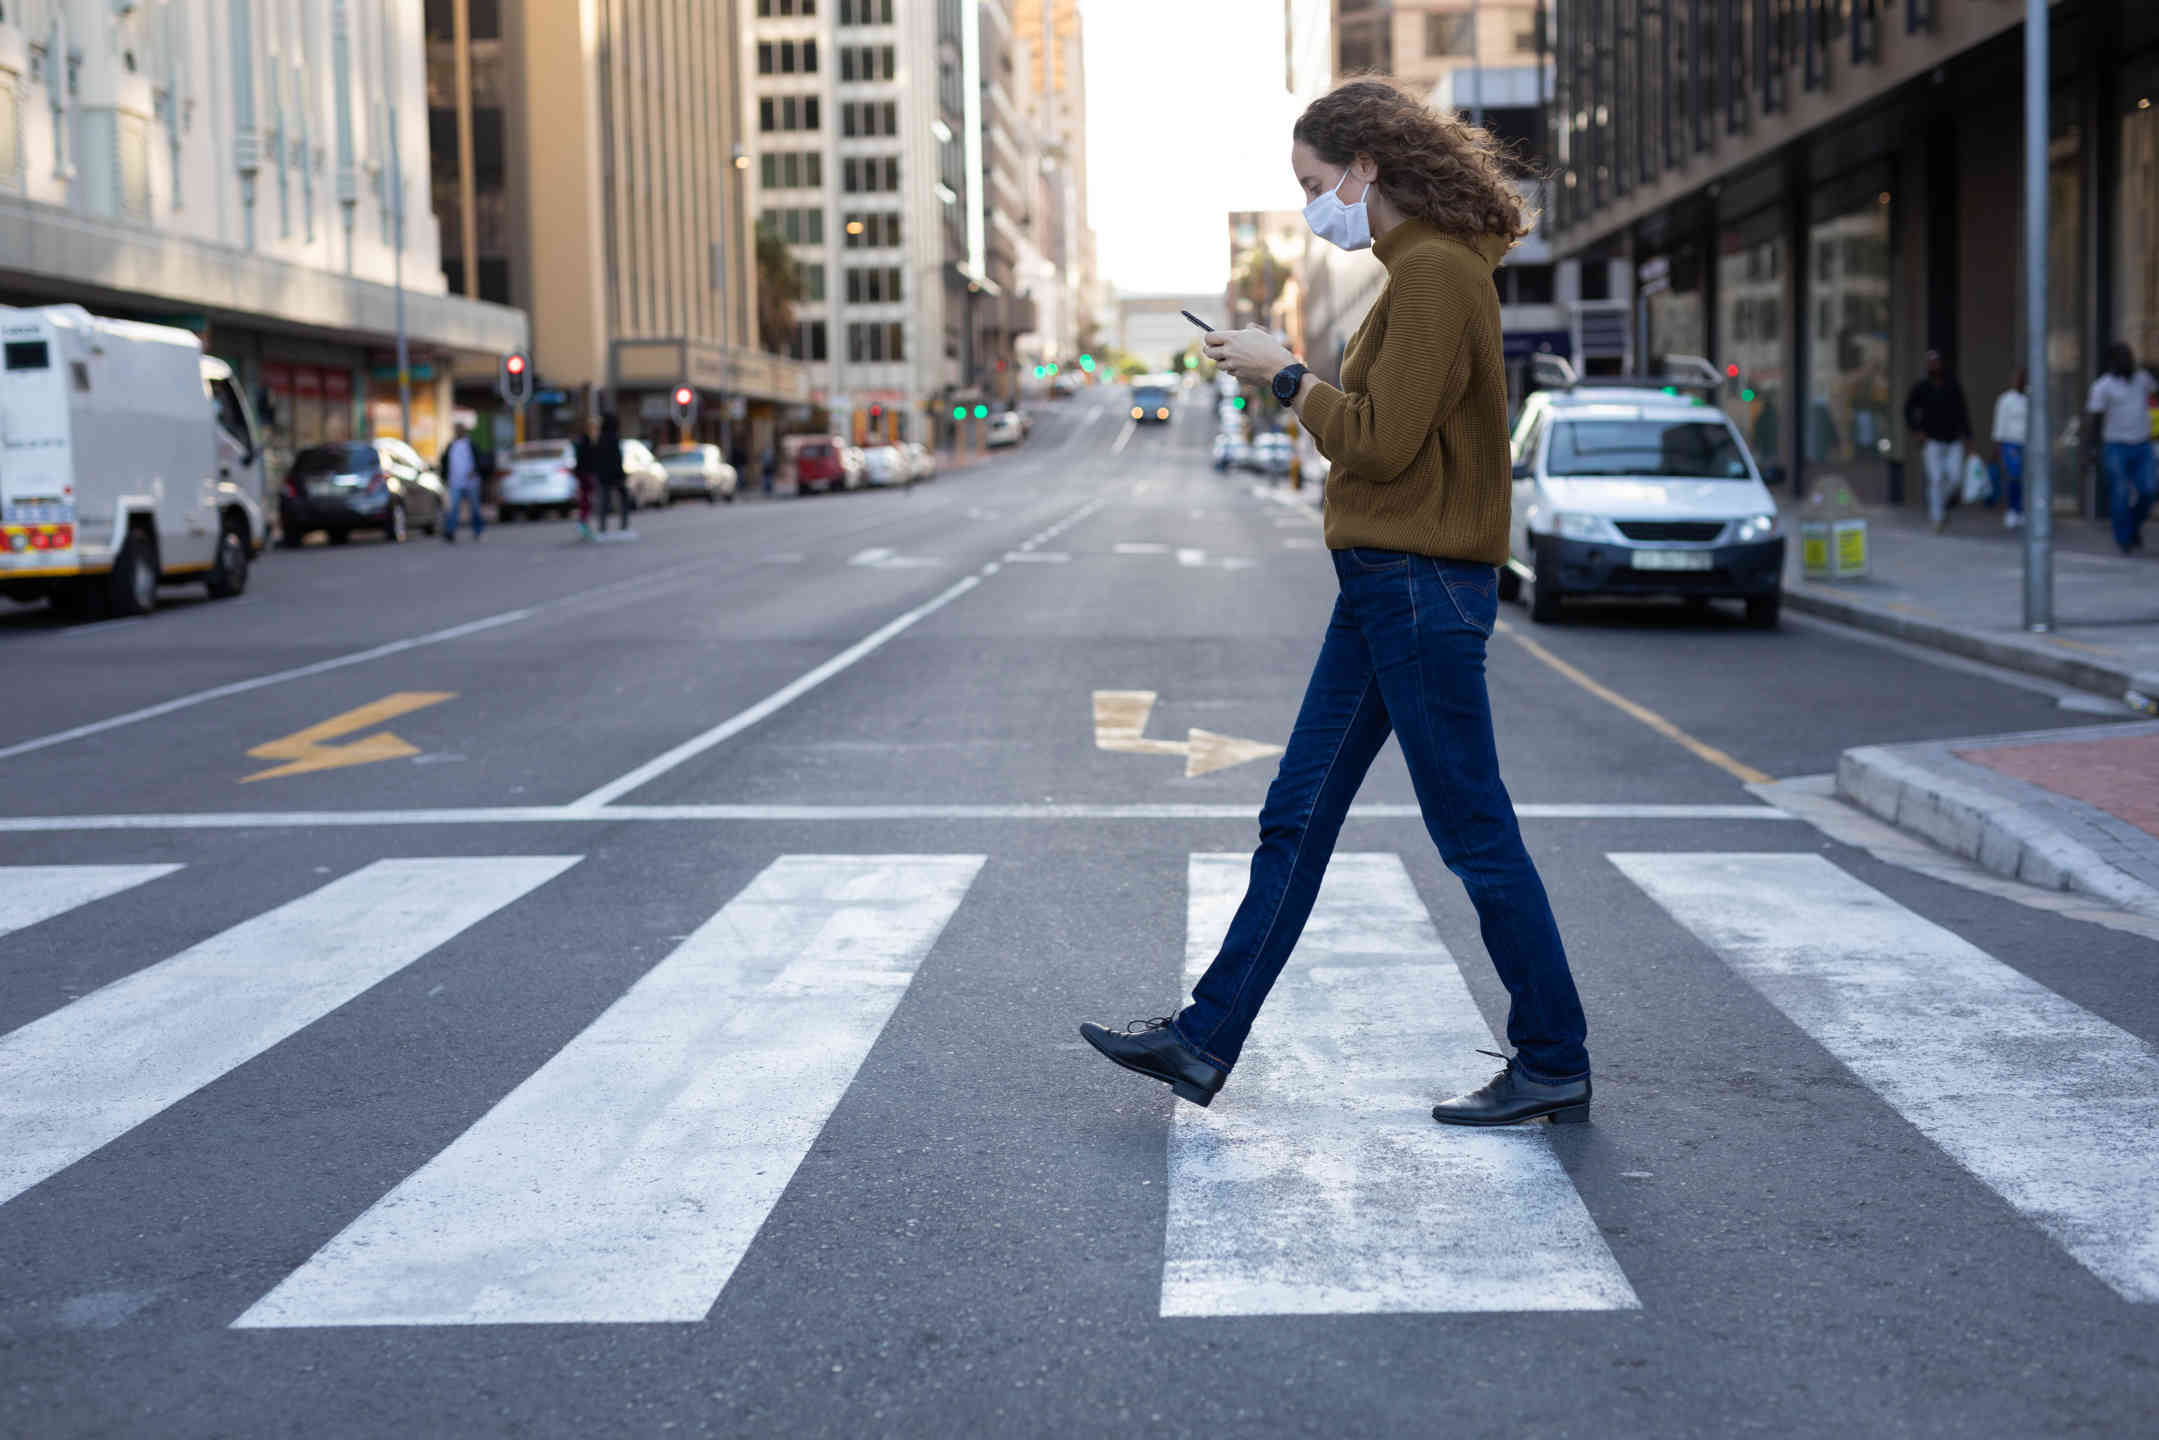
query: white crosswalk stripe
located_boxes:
[0,864,182,941]
[237,854,985,1327]
[0,856,579,1209]
[1615,852,2159,1304]
[1162,853,1639,1315]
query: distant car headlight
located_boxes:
[1553,511,1618,542]
[1736,513,1779,543]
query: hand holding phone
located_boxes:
[1180,309,1219,334]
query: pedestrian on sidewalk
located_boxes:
[594,413,632,535]
[2088,342,2158,556]
[760,443,776,499]
[1081,78,1592,1128]
[1991,368,2030,529]
[440,422,485,544]
[572,419,599,541]
[1905,350,1972,533]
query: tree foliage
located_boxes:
[756,220,803,354]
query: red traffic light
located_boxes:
[506,354,527,376]
[1725,363,1740,378]
[673,386,694,407]
[869,404,884,418]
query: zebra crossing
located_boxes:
[1,848,2154,1329]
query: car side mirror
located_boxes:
[1511,461,1532,481]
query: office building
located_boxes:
[1287,1,1544,101]
[1013,0,1099,361]
[1546,0,2159,516]
[0,0,524,496]
[425,0,805,461]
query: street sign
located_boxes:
[533,388,568,407]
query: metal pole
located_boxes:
[2022,0,2052,632]
[385,0,412,443]
[1470,0,1483,129]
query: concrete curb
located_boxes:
[1836,729,2159,921]
[1782,582,2159,704]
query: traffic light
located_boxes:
[500,352,532,406]
[1183,354,1198,370]
[1078,354,1095,373]
[869,403,884,420]
[669,384,698,427]
[1047,362,1059,375]
[973,404,989,419]
[952,405,966,420]
[1231,395,1246,410]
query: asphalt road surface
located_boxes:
[3,393,2154,1438]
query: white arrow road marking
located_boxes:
[0,857,580,1208]
[1163,854,1640,1315]
[1615,852,2159,1303]
[236,854,984,1327]
[0,865,182,942]
[1092,691,1284,778]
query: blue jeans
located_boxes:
[1173,547,1590,1081]
[2104,442,2157,550]
[1998,443,2024,515]
[445,483,485,539]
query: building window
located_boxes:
[839,0,894,24]
[788,320,829,361]
[840,45,897,81]
[1499,264,1555,305]
[842,155,902,193]
[1426,11,1475,58]
[762,151,823,188]
[846,322,906,362]
[1805,179,1894,468]
[758,0,819,14]
[844,211,902,248]
[763,96,821,132]
[763,207,826,244]
[802,265,826,301]
[758,40,818,75]
[845,266,903,303]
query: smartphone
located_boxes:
[1180,309,1219,333]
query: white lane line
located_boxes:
[0,856,578,1208]
[569,576,981,808]
[1061,409,1103,451]
[568,498,1108,809]
[1164,854,1639,1316]
[1614,852,2159,1303]
[1176,548,1207,567]
[0,803,1797,831]
[1114,543,1169,555]
[0,865,183,941]
[1111,420,1137,456]
[238,854,984,1326]
[1003,551,1070,563]
[0,566,705,765]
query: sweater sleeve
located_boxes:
[1301,249,1473,485]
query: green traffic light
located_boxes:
[1183,355,1198,370]
[973,404,989,419]
[1048,362,1059,375]
[1662,386,1678,395]
[952,405,966,420]
[1078,354,1095,372]
[1741,388,1757,402]
[1232,395,1246,410]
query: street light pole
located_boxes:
[1470,0,1483,130]
[2022,0,2052,632]
[383,0,411,443]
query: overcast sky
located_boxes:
[1081,0,1307,298]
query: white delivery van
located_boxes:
[1,304,267,618]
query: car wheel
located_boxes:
[1524,546,1562,624]
[1497,565,1522,603]
[1745,594,1782,629]
[386,501,408,544]
[499,506,518,523]
[328,528,352,546]
[557,505,574,520]
[207,519,250,599]
[707,490,719,505]
[107,528,158,618]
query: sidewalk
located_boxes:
[1781,502,2159,702]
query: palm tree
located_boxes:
[756,220,803,354]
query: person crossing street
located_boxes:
[440,423,485,545]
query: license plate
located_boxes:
[1630,549,1714,571]
[306,481,347,498]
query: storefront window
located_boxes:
[1643,245,1706,366]
[1804,184,1892,467]
[1718,222,1787,479]
[2046,117,2085,505]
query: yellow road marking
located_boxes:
[243,692,457,783]
[1093,689,1284,778]
[1494,622,1771,786]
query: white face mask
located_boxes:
[1304,167,1373,252]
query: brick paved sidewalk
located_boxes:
[1838,721,2159,920]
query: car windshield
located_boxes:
[292,444,378,476]
[655,446,706,462]
[512,442,572,462]
[1132,387,1170,406]
[1545,419,1752,479]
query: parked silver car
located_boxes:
[499,440,581,521]
[655,444,739,503]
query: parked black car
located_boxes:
[279,439,447,546]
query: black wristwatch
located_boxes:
[1272,362,1309,407]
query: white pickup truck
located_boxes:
[1,304,268,618]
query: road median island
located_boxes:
[1837,722,2159,921]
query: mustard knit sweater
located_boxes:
[1300,220,1515,567]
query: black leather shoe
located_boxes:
[1079,1017,1226,1108]
[1431,1050,1591,1127]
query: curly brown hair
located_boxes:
[1293,78,1532,245]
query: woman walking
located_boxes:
[1081,79,1592,1127]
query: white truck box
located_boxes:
[0,304,266,617]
